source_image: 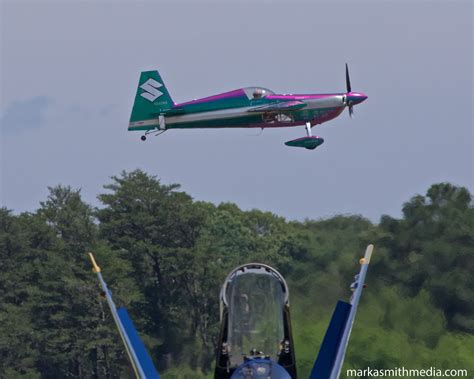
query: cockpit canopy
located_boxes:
[243,87,275,100]
[221,264,289,367]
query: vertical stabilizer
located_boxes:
[88,253,160,379]
[129,70,174,129]
[310,245,374,379]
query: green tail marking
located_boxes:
[129,70,174,124]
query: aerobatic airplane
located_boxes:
[129,65,367,150]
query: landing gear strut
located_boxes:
[305,122,312,137]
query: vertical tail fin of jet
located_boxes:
[310,244,374,379]
[129,70,174,129]
[88,253,160,379]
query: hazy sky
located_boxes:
[1,1,472,222]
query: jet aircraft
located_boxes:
[129,65,367,150]
[88,244,374,378]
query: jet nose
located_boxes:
[347,92,368,104]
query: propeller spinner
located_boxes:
[343,63,367,118]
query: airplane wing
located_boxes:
[247,100,307,113]
[88,253,160,379]
[310,244,374,379]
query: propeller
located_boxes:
[346,63,352,93]
[345,63,354,118]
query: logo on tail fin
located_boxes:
[140,78,163,102]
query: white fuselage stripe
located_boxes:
[129,96,344,128]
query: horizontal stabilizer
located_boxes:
[285,136,324,150]
[310,301,351,379]
[247,100,306,113]
[161,108,186,116]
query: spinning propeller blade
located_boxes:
[345,63,354,118]
[345,63,352,93]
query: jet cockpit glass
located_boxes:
[223,264,288,367]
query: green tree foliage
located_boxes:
[0,188,132,378]
[376,183,474,332]
[97,170,211,371]
[1,173,472,378]
[0,208,42,378]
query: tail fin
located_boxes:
[129,70,173,130]
[310,244,374,379]
[88,253,160,378]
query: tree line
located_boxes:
[0,170,472,378]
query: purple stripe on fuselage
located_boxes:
[267,93,343,101]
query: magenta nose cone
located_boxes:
[347,92,368,104]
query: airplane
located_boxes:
[88,244,374,378]
[128,65,367,150]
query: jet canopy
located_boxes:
[220,264,289,367]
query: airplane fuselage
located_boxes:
[128,87,367,132]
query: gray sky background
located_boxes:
[1,1,472,222]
